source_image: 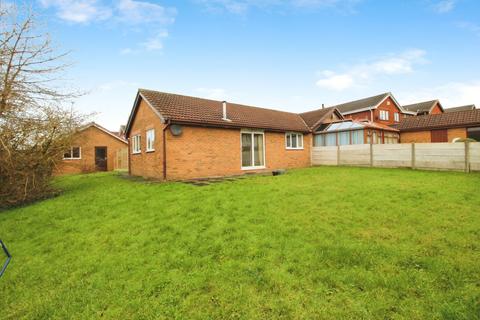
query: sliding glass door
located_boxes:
[241,132,265,169]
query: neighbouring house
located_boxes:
[313,119,400,146]
[445,104,476,113]
[393,109,480,143]
[298,106,345,131]
[125,89,326,181]
[56,122,128,175]
[402,99,444,115]
[330,92,416,125]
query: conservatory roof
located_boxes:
[317,120,399,133]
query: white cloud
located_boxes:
[399,81,480,108]
[432,0,456,13]
[195,88,228,100]
[197,0,362,14]
[457,21,480,37]
[39,0,112,23]
[316,72,354,91]
[316,49,427,91]
[116,0,176,25]
[141,30,169,51]
[40,0,176,53]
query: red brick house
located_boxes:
[393,109,480,143]
[125,89,326,180]
[56,122,128,175]
[331,92,415,125]
[402,99,444,115]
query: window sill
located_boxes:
[132,152,141,155]
[286,147,304,150]
[241,166,266,171]
[63,158,81,160]
[146,149,155,153]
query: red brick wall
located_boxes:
[344,97,404,125]
[127,97,312,180]
[344,110,371,122]
[56,126,128,175]
[430,103,443,115]
[128,98,165,178]
[400,128,467,143]
[166,127,311,180]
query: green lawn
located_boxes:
[1,167,479,319]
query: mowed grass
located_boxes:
[1,167,479,319]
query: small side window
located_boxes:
[132,135,141,154]
[146,129,155,152]
[64,147,81,159]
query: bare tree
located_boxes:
[0,3,87,208]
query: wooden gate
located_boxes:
[431,129,448,143]
[114,148,128,171]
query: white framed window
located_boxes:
[285,133,303,149]
[379,110,389,121]
[132,135,141,154]
[394,112,400,122]
[64,147,81,159]
[241,131,265,169]
[146,129,155,152]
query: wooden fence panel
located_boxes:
[339,144,370,166]
[469,142,480,172]
[373,144,412,167]
[414,143,465,171]
[312,146,337,165]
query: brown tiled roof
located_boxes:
[332,92,390,114]
[402,100,438,113]
[445,105,476,113]
[137,89,310,132]
[392,109,480,131]
[299,106,342,130]
[80,122,128,143]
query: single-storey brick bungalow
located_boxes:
[402,99,444,116]
[56,122,128,175]
[331,92,416,125]
[125,89,327,180]
[393,109,480,143]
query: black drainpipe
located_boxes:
[162,119,171,180]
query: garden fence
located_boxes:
[311,142,480,172]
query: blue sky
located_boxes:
[31,0,480,130]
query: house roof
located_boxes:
[392,109,480,132]
[80,122,128,143]
[445,104,476,113]
[299,106,344,131]
[402,100,443,114]
[317,119,399,133]
[127,89,311,133]
[330,92,413,115]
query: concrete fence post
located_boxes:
[465,141,470,173]
[337,145,340,166]
[370,143,373,167]
[411,143,416,169]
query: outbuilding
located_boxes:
[394,109,480,143]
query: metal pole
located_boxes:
[0,240,11,278]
